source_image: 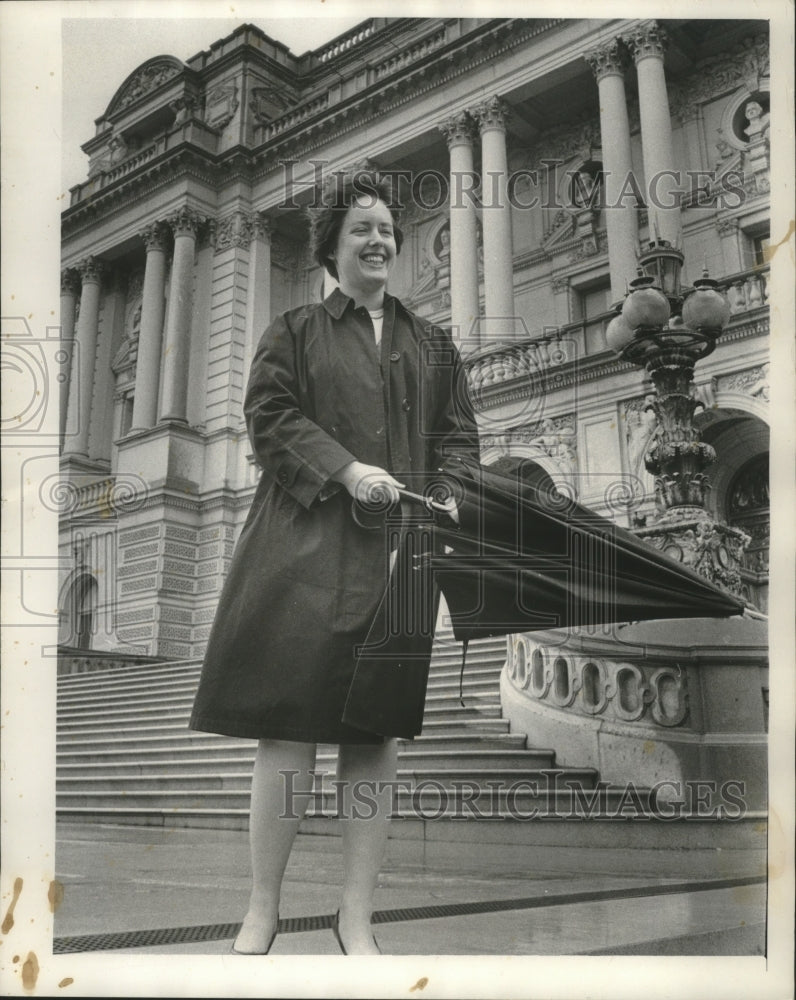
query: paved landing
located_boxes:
[54,822,766,957]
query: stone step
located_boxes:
[55,806,767,847]
[54,660,504,711]
[55,720,514,766]
[56,750,561,790]
[57,696,502,745]
[55,777,646,817]
[57,693,501,739]
[55,667,504,725]
[54,734,535,776]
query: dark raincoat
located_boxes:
[189,288,479,744]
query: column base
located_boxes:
[115,421,204,495]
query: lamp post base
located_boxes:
[635,513,751,601]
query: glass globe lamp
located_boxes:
[681,272,731,333]
[621,273,671,331]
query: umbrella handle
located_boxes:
[397,487,453,517]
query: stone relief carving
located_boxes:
[249,84,295,124]
[116,60,181,109]
[623,395,660,478]
[717,364,769,401]
[668,32,768,123]
[481,416,578,478]
[205,83,239,131]
[507,635,689,728]
[213,212,258,253]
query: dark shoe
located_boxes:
[331,910,381,955]
[231,915,279,955]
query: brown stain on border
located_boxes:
[22,951,39,991]
[59,978,75,989]
[2,877,23,933]
[49,880,65,913]
[410,977,429,992]
[767,218,795,260]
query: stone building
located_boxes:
[59,17,771,798]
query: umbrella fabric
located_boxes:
[342,456,744,737]
[427,456,744,641]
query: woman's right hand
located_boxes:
[333,461,405,507]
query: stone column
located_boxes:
[131,222,169,430]
[585,39,640,304]
[63,257,104,456]
[243,213,272,381]
[158,207,201,423]
[472,96,516,342]
[59,269,80,439]
[625,21,681,247]
[438,112,481,349]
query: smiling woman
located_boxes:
[188,168,480,955]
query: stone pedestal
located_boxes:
[501,615,768,812]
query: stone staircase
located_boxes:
[57,621,648,831]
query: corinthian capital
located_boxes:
[438,112,477,148]
[140,221,170,253]
[167,206,204,237]
[61,268,81,296]
[585,39,630,81]
[624,21,668,63]
[77,256,105,284]
[471,96,511,133]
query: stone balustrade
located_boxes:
[258,94,331,141]
[314,21,377,63]
[466,335,574,402]
[499,618,769,809]
[53,475,149,517]
[506,631,689,729]
[719,265,769,314]
[373,28,447,78]
[103,141,161,184]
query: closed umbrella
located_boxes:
[342,455,746,737]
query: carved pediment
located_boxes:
[541,210,576,252]
[106,56,185,115]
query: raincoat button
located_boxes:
[389,351,401,362]
[402,398,411,411]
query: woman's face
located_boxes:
[330,196,397,300]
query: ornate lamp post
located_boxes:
[606,240,750,597]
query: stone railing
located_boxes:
[101,140,163,184]
[257,93,330,142]
[718,264,769,315]
[464,311,613,405]
[506,631,689,729]
[500,619,769,808]
[313,20,377,63]
[466,337,571,398]
[69,120,219,206]
[51,474,149,517]
[373,27,447,78]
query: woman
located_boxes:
[190,170,479,955]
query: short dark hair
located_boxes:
[309,170,404,280]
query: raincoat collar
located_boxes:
[323,286,399,321]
